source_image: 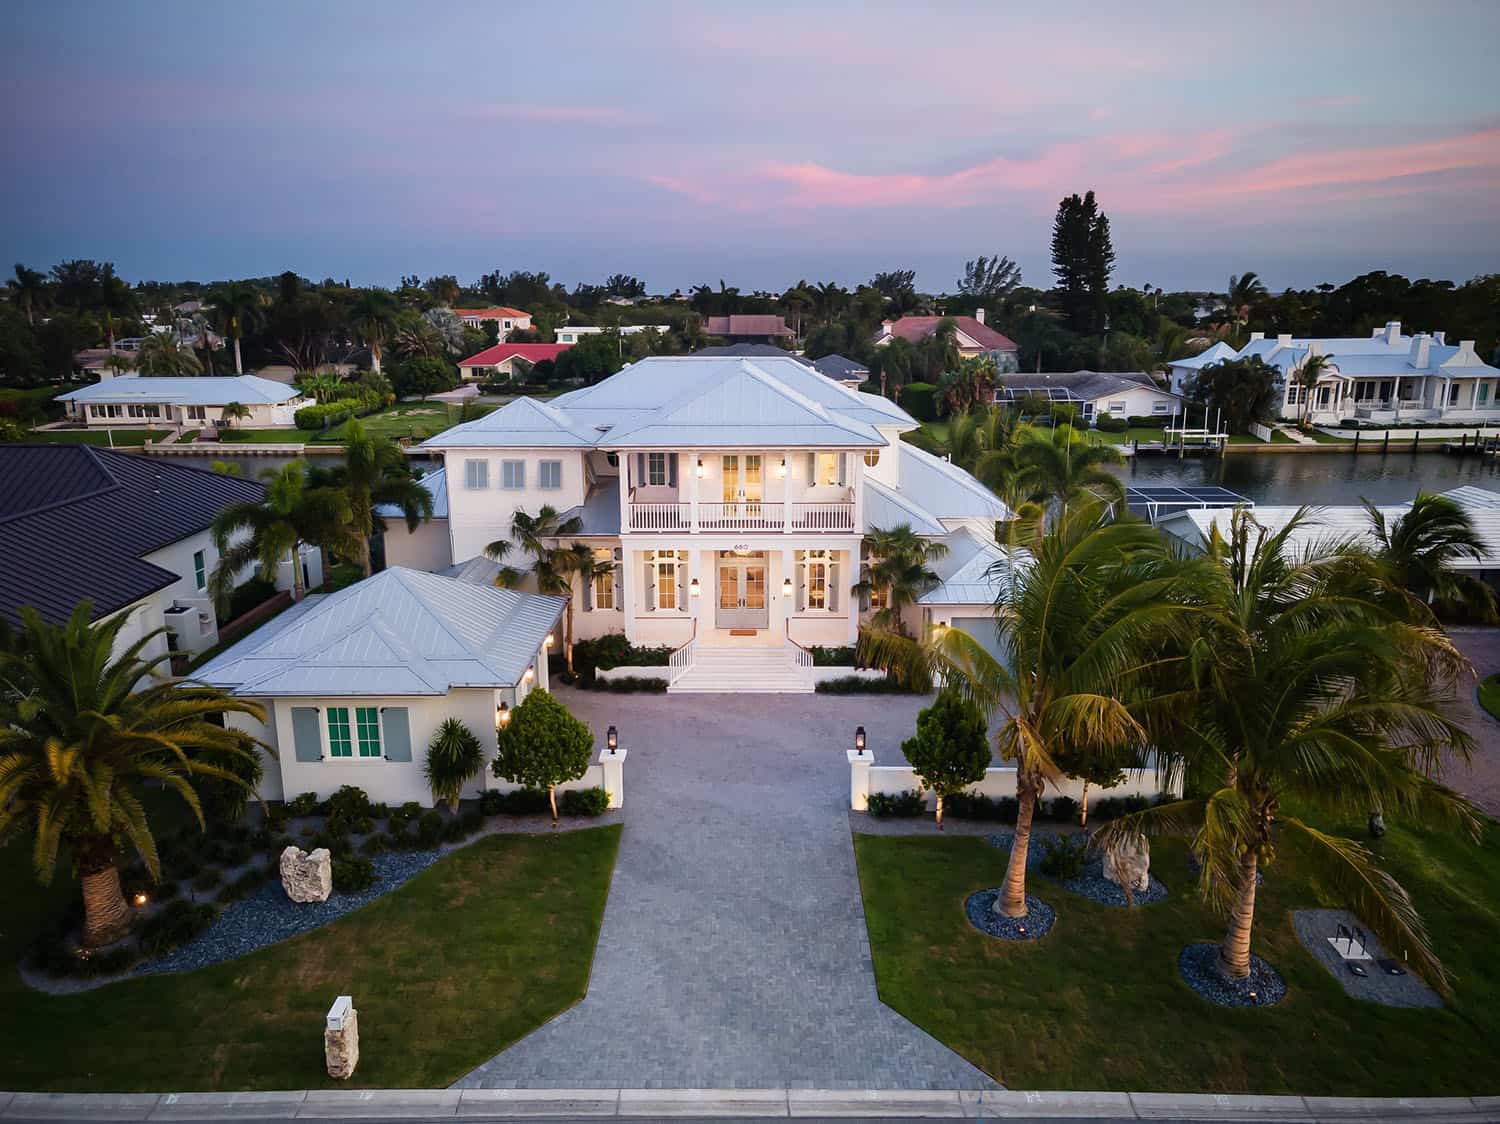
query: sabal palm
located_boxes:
[1015,424,1125,518]
[1295,352,1334,424]
[864,503,1206,917]
[1226,272,1267,325]
[209,460,359,605]
[136,332,201,376]
[1103,507,1480,990]
[209,282,265,374]
[336,420,435,576]
[1364,492,1498,622]
[485,507,587,670]
[852,524,947,636]
[350,289,399,374]
[0,604,266,946]
[220,401,251,429]
[9,263,47,325]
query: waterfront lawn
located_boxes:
[215,428,307,444]
[1478,673,1500,722]
[308,401,494,445]
[854,818,1500,1096]
[0,825,621,1091]
[25,427,154,446]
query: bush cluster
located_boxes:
[866,789,926,817]
[807,645,856,667]
[1037,834,1089,881]
[226,576,278,622]
[900,381,939,421]
[944,793,1018,822]
[287,792,320,817]
[816,675,917,695]
[1126,415,1170,428]
[1088,794,1151,821]
[332,856,377,892]
[579,675,667,693]
[570,635,674,684]
[139,902,218,957]
[479,786,609,816]
[1093,412,1130,433]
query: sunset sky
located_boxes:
[4,0,1499,292]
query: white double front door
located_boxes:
[716,551,768,630]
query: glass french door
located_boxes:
[721,455,763,510]
[715,553,769,629]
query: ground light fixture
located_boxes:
[689,578,701,597]
[607,725,618,754]
[855,726,866,755]
[132,891,148,907]
[496,701,511,727]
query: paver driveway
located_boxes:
[455,687,997,1090]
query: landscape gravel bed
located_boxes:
[964,889,1056,940]
[985,831,1169,907]
[1178,941,1286,1007]
[1293,908,1443,1009]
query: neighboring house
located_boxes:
[450,307,532,339]
[74,348,138,379]
[994,371,1182,423]
[58,375,312,429]
[0,446,320,665]
[197,566,564,805]
[812,354,870,389]
[457,343,572,382]
[701,314,794,343]
[1174,322,1500,425]
[1165,340,1237,396]
[555,325,670,344]
[874,310,1020,372]
[373,467,450,573]
[917,525,1029,659]
[417,355,1009,692]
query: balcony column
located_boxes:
[618,452,630,533]
[851,453,864,533]
[845,548,859,644]
[783,449,792,533]
[686,452,699,532]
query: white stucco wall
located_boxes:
[379,518,451,572]
[142,528,222,655]
[443,449,590,563]
[1090,385,1179,420]
[852,758,1176,812]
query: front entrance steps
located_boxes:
[668,645,814,693]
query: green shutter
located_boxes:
[291,706,322,762]
[382,707,412,762]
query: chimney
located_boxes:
[974,307,986,325]
[1276,333,1293,348]
[1384,320,1401,345]
[1433,330,1446,345]
[1409,333,1430,369]
[1249,332,1264,343]
[1460,339,1477,357]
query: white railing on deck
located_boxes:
[697,501,784,530]
[784,620,813,671]
[629,502,691,531]
[790,501,855,531]
[669,619,698,684]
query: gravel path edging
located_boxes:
[1178,941,1287,1008]
[965,889,1056,940]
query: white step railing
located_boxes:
[784,620,813,671]
[790,501,855,531]
[629,502,691,531]
[668,620,697,684]
[697,501,784,530]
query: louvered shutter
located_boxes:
[613,550,624,611]
[644,557,655,612]
[829,559,839,612]
[382,707,412,761]
[805,451,816,483]
[291,706,322,762]
[795,555,806,612]
[582,570,593,611]
[668,452,678,488]
[677,557,687,610]
[636,453,646,486]
[837,453,847,486]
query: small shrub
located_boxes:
[425,717,485,811]
[139,902,217,957]
[417,810,444,846]
[945,793,1018,823]
[479,790,505,815]
[1038,834,1089,881]
[379,830,409,851]
[808,645,857,667]
[582,675,667,693]
[1049,796,1079,823]
[311,831,352,857]
[288,792,319,817]
[360,833,388,856]
[461,809,483,834]
[559,786,610,816]
[332,856,377,893]
[481,788,552,815]
[191,867,222,892]
[867,789,926,817]
[441,817,469,843]
[1093,412,1130,433]
[816,675,917,694]
[391,801,423,828]
[327,784,372,819]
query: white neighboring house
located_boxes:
[451,307,532,339]
[197,566,564,805]
[994,371,1182,423]
[555,325,670,345]
[1171,322,1500,426]
[1165,341,1238,396]
[58,375,312,430]
[417,355,1010,692]
[0,446,320,667]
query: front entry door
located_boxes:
[716,553,769,630]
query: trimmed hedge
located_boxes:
[945,792,1018,822]
[899,382,938,421]
[816,675,919,694]
[1126,415,1170,428]
[1093,412,1130,433]
[867,790,926,817]
[579,675,667,693]
[478,786,610,816]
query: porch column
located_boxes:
[782,449,792,533]
[617,453,630,533]
[622,547,638,643]
[851,455,865,533]
[687,548,702,628]
[686,452,699,532]
[845,547,859,644]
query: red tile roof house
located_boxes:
[702,314,794,343]
[458,342,572,382]
[874,309,1020,372]
[451,306,533,340]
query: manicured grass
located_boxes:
[1478,673,1500,722]
[1091,427,1176,446]
[854,819,1500,1096]
[25,428,155,446]
[319,562,363,592]
[0,825,621,1091]
[214,428,307,444]
[307,402,494,445]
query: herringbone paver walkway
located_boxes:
[454,688,997,1090]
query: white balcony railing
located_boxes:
[629,502,691,530]
[626,499,856,532]
[697,501,785,530]
[790,501,855,531]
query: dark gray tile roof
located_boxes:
[812,354,870,379]
[995,370,1172,401]
[692,343,807,360]
[0,446,266,627]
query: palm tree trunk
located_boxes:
[1219,852,1260,979]
[996,771,1043,917]
[1080,778,1090,827]
[370,341,382,375]
[358,532,373,578]
[935,792,945,830]
[80,863,131,948]
[548,783,558,825]
[233,335,244,375]
[564,597,575,675]
[290,544,306,602]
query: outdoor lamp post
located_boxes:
[496,701,510,727]
[607,725,618,754]
[855,726,866,755]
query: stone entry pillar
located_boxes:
[325,995,359,1079]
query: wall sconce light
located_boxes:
[523,666,535,683]
[607,725,618,754]
[132,891,149,907]
[854,726,866,755]
[696,458,706,478]
[775,457,787,478]
[782,577,794,599]
[544,632,555,648]
[689,577,701,597]
[496,701,511,727]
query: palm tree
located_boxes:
[209,283,265,375]
[1015,424,1126,519]
[101,352,135,378]
[1101,507,1481,991]
[9,263,47,325]
[1364,492,1499,622]
[553,543,613,675]
[337,419,435,576]
[1225,272,1268,327]
[864,503,1206,918]
[220,401,251,430]
[1295,352,1334,425]
[485,506,586,669]
[851,524,947,636]
[295,371,345,404]
[0,604,267,947]
[350,289,400,375]
[209,460,359,605]
[944,409,984,470]
[136,332,202,376]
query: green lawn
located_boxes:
[0,825,620,1091]
[307,402,494,445]
[1091,427,1176,446]
[1478,673,1500,722]
[215,428,307,444]
[25,428,155,446]
[855,819,1500,1096]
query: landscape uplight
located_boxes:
[607,725,618,754]
[854,726,866,755]
[132,891,149,907]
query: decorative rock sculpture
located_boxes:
[1103,832,1151,893]
[325,995,358,1079]
[280,845,332,903]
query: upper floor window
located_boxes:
[815,452,841,486]
[647,451,667,486]
[464,459,488,489]
[502,460,526,489]
[863,449,880,468]
[193,549,206,591]
[539,460,562,490]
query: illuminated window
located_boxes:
[863,449,880,468]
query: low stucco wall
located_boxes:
[848,752,1175,812]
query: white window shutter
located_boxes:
[829,560,839,612]
[805,451,816,482]
[644,560,655,612]
[668,452,678,488]
[837,453,847,487]
[796,560,806,612]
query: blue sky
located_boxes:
[3,0,1498,293]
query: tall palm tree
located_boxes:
[865,503,1207,917]
[0,604,267,947]
[944,409,984,471]
[1101,507,1481,991]
[1295,352,1335,425]
[1364,492,1499,622]
[9,263,47,325]
[335,419,435,576]
[1225,271,1268,327]
[209,282,265,375]
[136,332,202,376]
[209,460,358,605]
[553,543,613,674]
[1015,424,1126,519]
[350,289,400,375]
[485,506,586,668]
[851,524,948,636]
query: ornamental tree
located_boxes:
[492,688,593,822]
[425,717,485,811]
[900,688,991,828]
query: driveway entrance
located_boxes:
[455,688,995,1090]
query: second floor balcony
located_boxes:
[621,449,860,534]
[627,498,856,532]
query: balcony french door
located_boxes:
[716,552,769,630]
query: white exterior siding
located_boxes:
[1089,385,1178,419]
[444,450,590,563]
[379,518,451,572]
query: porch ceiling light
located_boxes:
[782,577,794,598]
[775,457,787,478]
[855,726,866,755]
[696,458,706,478]
[497,701,511,726]
[689,577,701,597]
[607,725,618,754]
[544,632,555,647]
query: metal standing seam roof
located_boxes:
[58,375,306,406]
[919,525,1030,606]
[896,442,1010,522]
[196,566,565,697]
[863,478,948,537]
[1169,341,1238,370]
[0,446,266,627]
[375,467,448,520]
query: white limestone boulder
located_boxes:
[280,845,333,903]
[1103,833,1150,893]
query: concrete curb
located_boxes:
[0,1090,1492,1121]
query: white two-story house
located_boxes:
[420,356,1009,691]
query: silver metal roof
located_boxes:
[375,466,448,520]
[59,375,305,406]
[920,526,1030,606]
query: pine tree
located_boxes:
[1050,191,1114,335]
